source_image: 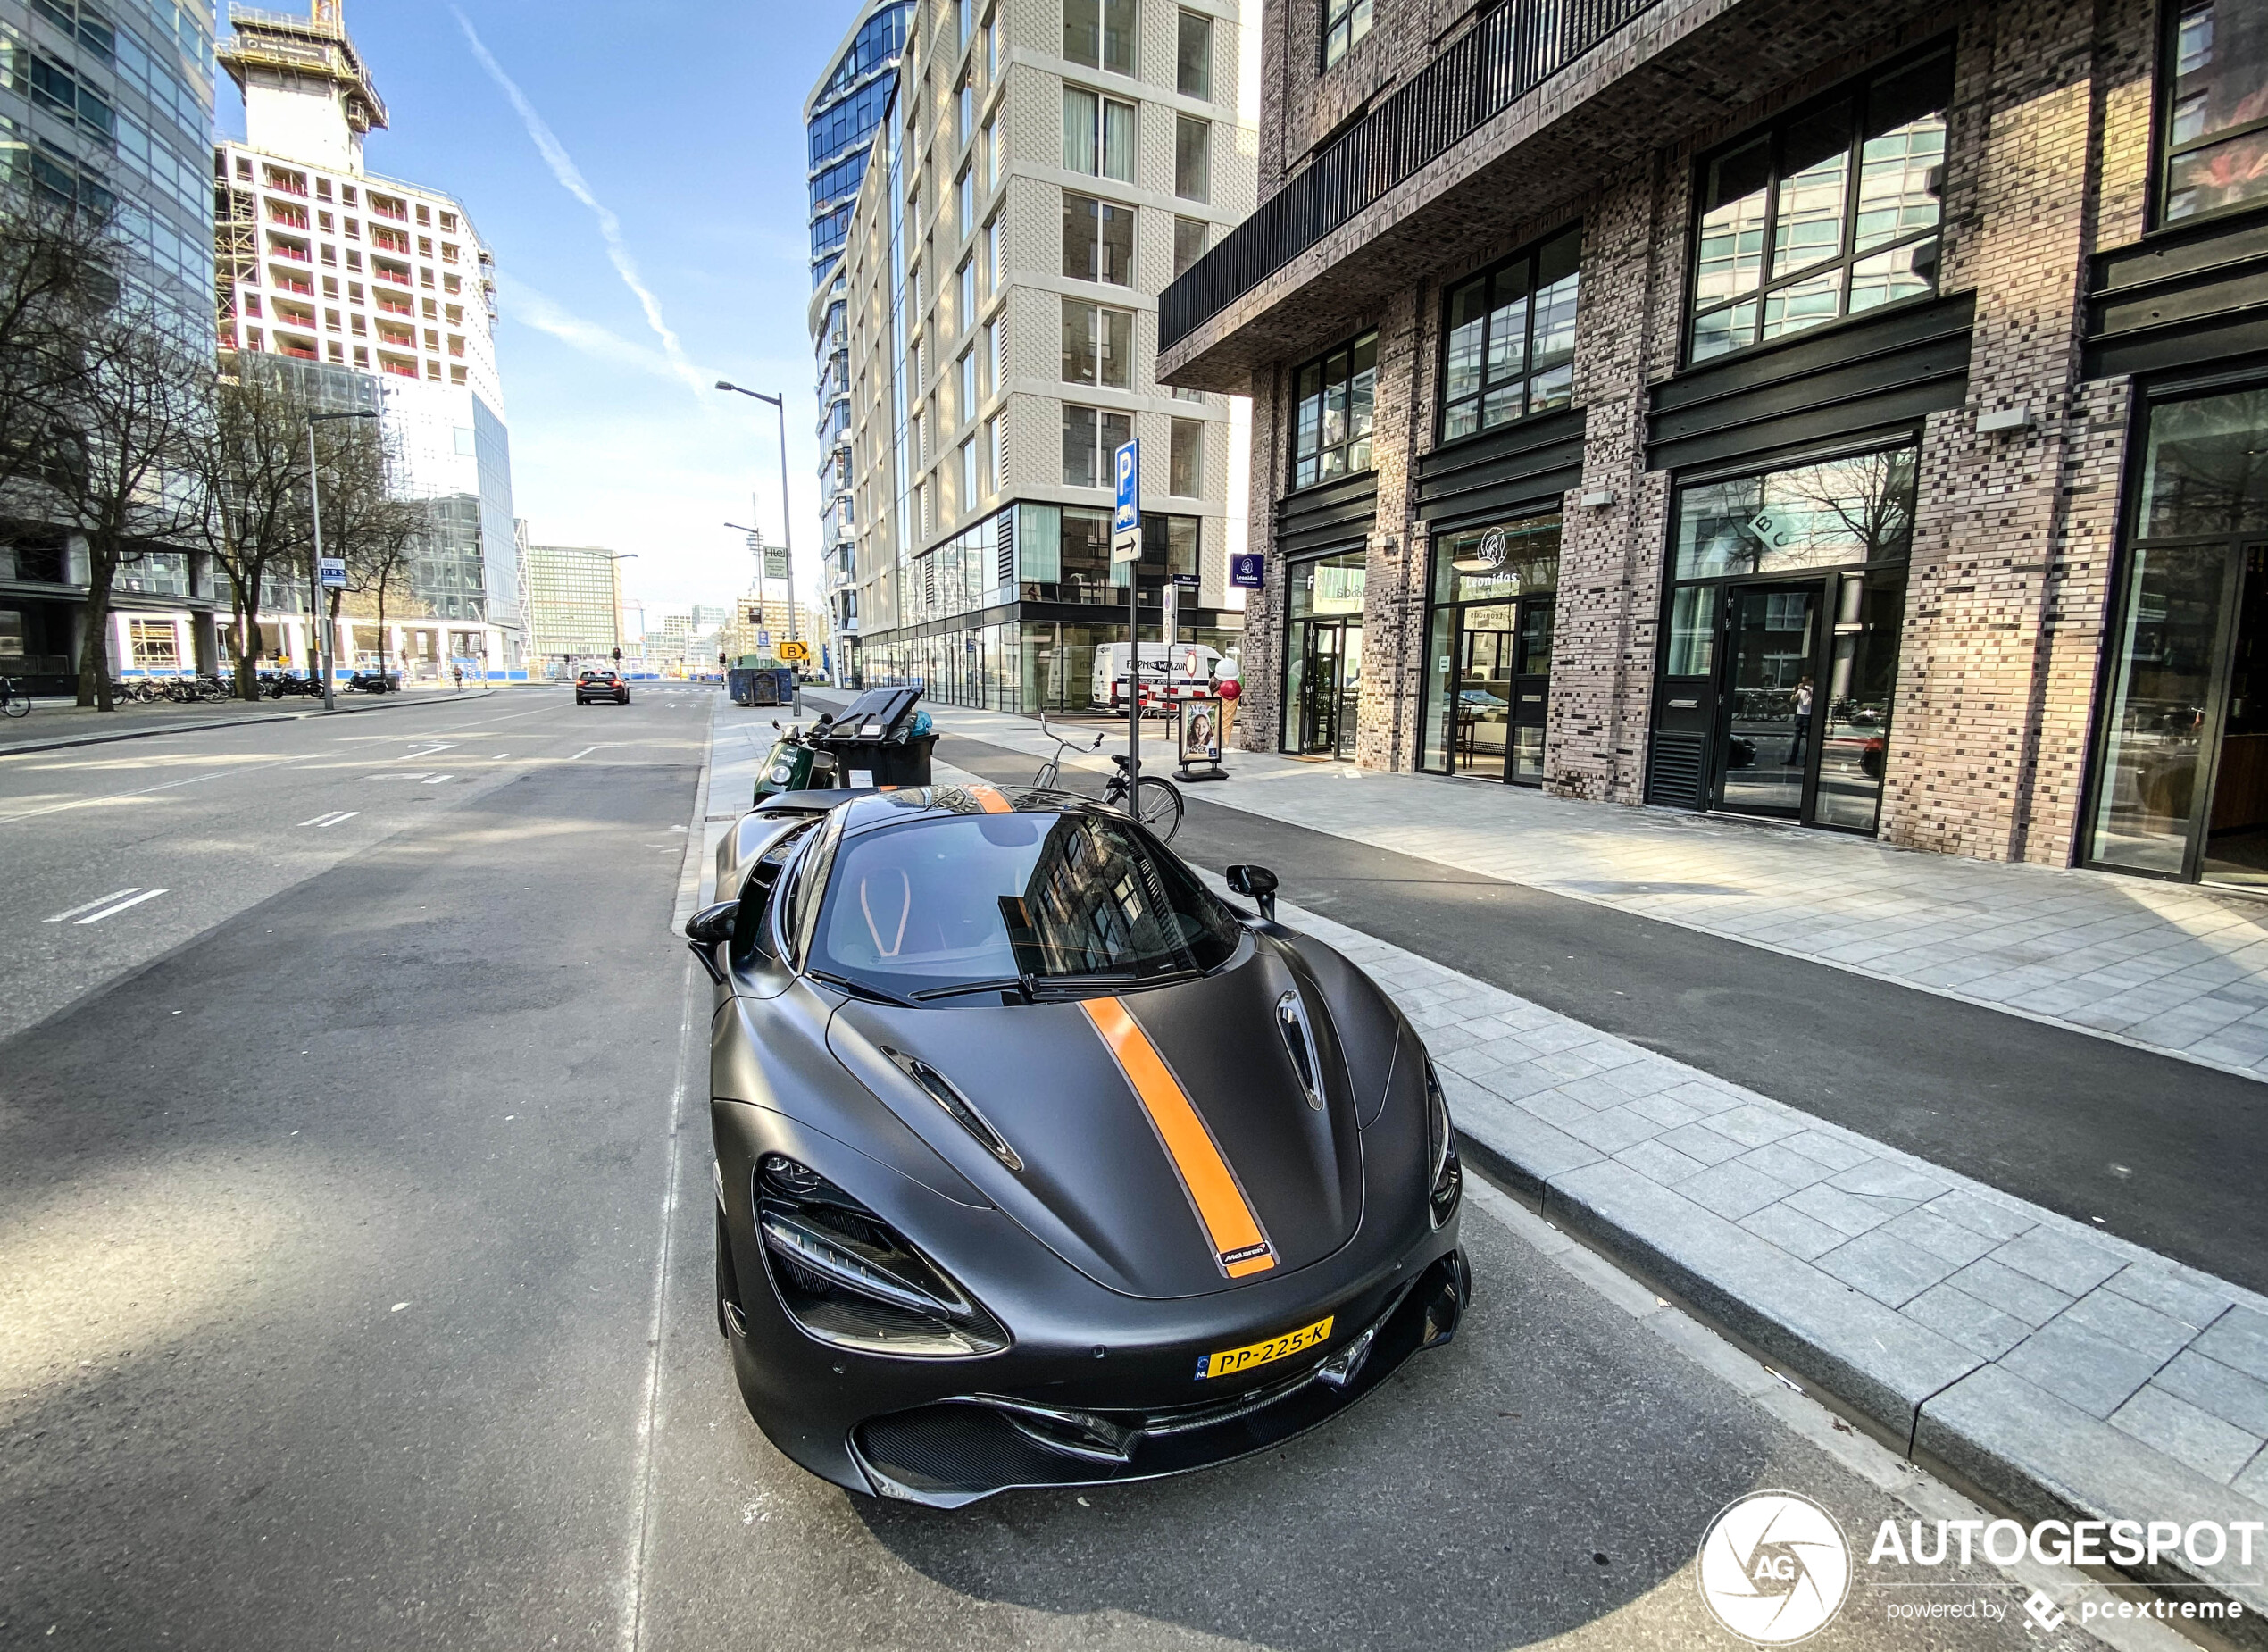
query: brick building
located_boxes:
[1158,0,2268,889]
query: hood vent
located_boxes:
[880,1046,1025,1172]
[1276,990,1324,1110]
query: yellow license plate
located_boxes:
[1195,1314,1333,1381]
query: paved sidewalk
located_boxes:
[1241,886,2268,1627]
[835,696,2268,1082]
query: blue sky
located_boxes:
[216,0,864,622]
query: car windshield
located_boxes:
[805,811,1242,1001]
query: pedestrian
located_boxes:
[1789,675,1814,767]
[452,663,463,693]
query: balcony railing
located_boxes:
[1158,0,1663,352]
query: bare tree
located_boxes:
[45,295,210,710]
[0,186,112,505]
[316,420,424,682]
[1769,447,1918,565]
[190,363,319,699]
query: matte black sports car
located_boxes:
[685,783,1467,1506]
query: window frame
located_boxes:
[1060,296,1135,388]
[1322,0,1372,70]
[1063,86,1137,181]
[1681,43,1953,370]
[1176,9,1213,99]
[1173,113,1212,203]
[1288,330,1379,492]
[1063,0,1137,75]
[1062,403,1135,488]
[1437,223,1582,446]
[2153,0,2268,228]
[1061,189,1136,285]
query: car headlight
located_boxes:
[755,1154,1010,1358]
[1424,1061,1462,1228]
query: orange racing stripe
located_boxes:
[1081,996,1276,1279]
[965,783,1013,813]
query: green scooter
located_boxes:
[752,716,841,803]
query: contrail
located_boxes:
[453,9,706,395]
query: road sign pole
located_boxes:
[1113,439,1142,794]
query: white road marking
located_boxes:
[567,746,620,761]
[300,810,360,828]
[421,774,453,785]
[0,763,271,824]
[73,888,167,924]
[402,743,456,760]
[362,772,428,781]
[491,752,509,759]
[44,888,140,922]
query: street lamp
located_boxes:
[305,408,379,713]
[714,381,798,662]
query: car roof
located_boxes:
[830,783,1112,838]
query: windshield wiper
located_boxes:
[807,970,913,1007]
[1027,965,1204,999]
[909,977,1033,1003]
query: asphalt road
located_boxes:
[917,726,2268,1297]
[0,691,2111,1649]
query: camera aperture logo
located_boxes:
[1697,1490,1853,1644]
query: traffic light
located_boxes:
[718,651,726,667]
[612,646,621,663]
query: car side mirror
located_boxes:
[1225,864,1279,922]
[685,899,738,984]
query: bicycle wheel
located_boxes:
[2,683,28,718]
[1130,774,1183,842]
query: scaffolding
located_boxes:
[216,1,389,135]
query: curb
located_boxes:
[0,687,510,758]
[1457,1112,2268,1648]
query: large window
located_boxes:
[2162,0,2268,222]
[1063,405,1133,486]
[1290,332,1377,489]
[1173,215,1208,277]
[1170,416,1204,494]
[1063,0,1136,74]
[1322,0,1372,68]
[1688,49,1950,363]
[1441,226,1580,442]
[1174,115,1212,202]
[1063,88,1136,181]
[1177,11,1212,98]
[1062,190,1134,284]
[1421,516,1562,782]
[1061,298,1133,388]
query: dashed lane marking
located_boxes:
[70,888,168,924]
[44,888,140,922]
[300,810,360,828]
[421,773,454,785]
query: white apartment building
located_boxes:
[204,0,525,680]
[838,0,1255,708]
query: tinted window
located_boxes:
[807,813,1241,999]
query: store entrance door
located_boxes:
[1294,620,1362,757]
[2090,539,2268,884]
[1715,584,1820,819]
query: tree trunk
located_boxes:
[77,550,115,712]
[231,575,263,700]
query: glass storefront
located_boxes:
[858,616,1244,713]
[2086,386,2268,883]
[1280,548,1366,756]
[1650,444,1915,833]
[1419,514,1561,782]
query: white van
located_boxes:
[1091,642,1223,715]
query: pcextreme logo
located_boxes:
[1697,1490,1854,1645]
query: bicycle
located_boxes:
[1033,711,1184,843]
[1,676,28,719]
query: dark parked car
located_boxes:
[575,669,629,705]
[684,783,1468,1506]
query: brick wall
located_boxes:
[1230,0,2187,875]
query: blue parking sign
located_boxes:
[1113,440,1140,535]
